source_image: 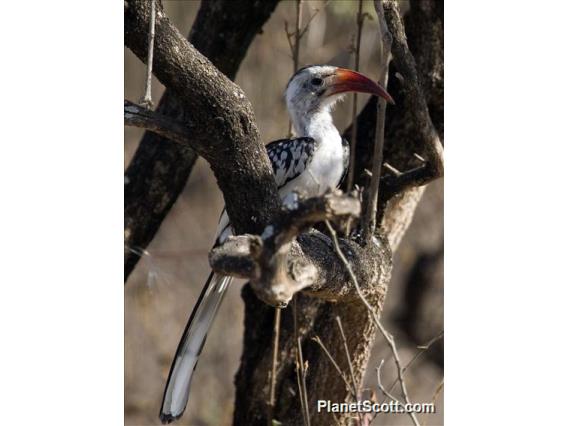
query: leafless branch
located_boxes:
[297,0,330,40]
[412,331,444,362]
[423,378,444,426]
[311,336,356,400]
[361,0,392,242]
[296,337,311,426]
[295,351,307,426]
[336,316,363,425]
[385,331,444,397]
[139,0,155,108]
[346,0,365,193]
[430,379,444,406]
[124,100,191,146]
[284,0,330,137]
[376,359,403,405]
[209,191,364,306]
[268,307,281,426]
[285,0,304,137]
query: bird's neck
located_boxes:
[291,108,340,144]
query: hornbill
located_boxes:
[159,65,393,423]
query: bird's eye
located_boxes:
[311,77,323,86]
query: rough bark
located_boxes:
[125,0,282,265]
[124,0,280,280]
[210,192,387,306]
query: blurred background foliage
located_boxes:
[125,1,443,425]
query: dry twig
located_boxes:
[311,336,357,400]
[139,0,156,108]
[346,0,365,193]
[284,0,330,136]
[336,316,364,425]
[361,0,392,242]
[376,359,403,405]
[296,337,311,426]
[268,308,281,426]
[385,330,444,396]
[423,379,444,426]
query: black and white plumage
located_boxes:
[159,65,393,424]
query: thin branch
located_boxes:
[346,0,365,193]
[385,331,444,396]
[292,0,303,69]
[423,379,444,426]
[295,352,307,426]
[361,0,392,242]
[383,162,401,177]
[380,164,432,200]
[431,379,444,405]
[335,316,363,425]
[335,316,359,398]
[286,0,304,137]
[325,220,420,426]
[139,0,156,108]
[268,307,282,426]
[297,0,330,40]
[376,359,403,405]
[296,337,311,426]
[311,336,356,400]
[124,100,191,146]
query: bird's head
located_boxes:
[285,65,394,119]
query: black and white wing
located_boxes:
[216,137,318,244]
[266,137,318,188]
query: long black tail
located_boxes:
[159,272,232,423]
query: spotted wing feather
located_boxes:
[266,137,318,188]
[216,137,317,245]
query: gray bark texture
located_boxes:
[124,0,280,280]
[124,0,443,425]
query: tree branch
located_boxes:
[345,0,365,193]
[361,0,393,242]
[125,0,281,242]
[124,100,191,146]
[124,0,281,280]
[209,191,390,307]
